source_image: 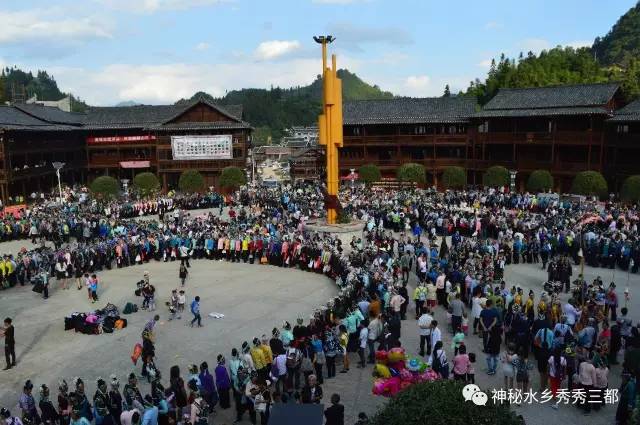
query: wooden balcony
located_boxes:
[607,133,640,146]
[157,159,245,172]
[340,158,469,170]
[88,155,157,168]
[344,134,468,146]
[478,130,602,145]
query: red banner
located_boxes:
[120,161,151,169]
[2,204,26,218]
[87,135,156,145]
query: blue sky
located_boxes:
[1,0,634,105]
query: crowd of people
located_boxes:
[2,184,640,425]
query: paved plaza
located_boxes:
[1,230,639,425]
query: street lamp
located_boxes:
[52,162,65,204]
[509,170,517,193]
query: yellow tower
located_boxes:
[314,35,343,224]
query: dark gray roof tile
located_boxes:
[609,99,640,122]
[343,97,476,125]
[483,83,619,111]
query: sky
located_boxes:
[1,0,635,106]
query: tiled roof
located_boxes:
[83,99,245,130]
[343,97,477,125]
[150,121,251,131]
[609,99,640,122]
[479,83,620,117]
[0,106,77,131]
[474,106,612,118]
[13,103,84,125]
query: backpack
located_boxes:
[286,348,301,369]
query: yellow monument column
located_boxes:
[314,35,343,224]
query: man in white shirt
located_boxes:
[562,301,581,327]
[357,323,368,368]
[418,309,433,356]
[389,289,406,320]
[430,320,442,354]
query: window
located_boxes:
[414,125,426,135]
[478,121,489,133]
[548,121,553,133]
[617,125,629,134]
[351,127,361,136]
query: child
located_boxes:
[501,343,518,391]
[179,264,188,287]
[461,312,469,336]
[90,274,99,303]
[467,352,476,384]
[451,326,465,356]
[177,290,186,319]
[515,348,533,394]
[168,289,179,321]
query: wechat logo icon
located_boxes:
[462,384,488,406]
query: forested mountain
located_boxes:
[0,67,87,112]
[177,69,392,144]
[593,1,640,67]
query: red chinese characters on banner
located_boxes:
[2,204,26,218]
[87,135,156,145]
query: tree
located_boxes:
[219,166,247,190]
[621,175,640,202]
[358,163,381,186]
[90,176,119,199]
[527,170,554,192]
[441,166,466,189]
[178,170,205,193]
[371,380,521,425]
[396,163,426,185]
[133,172,160,197]
[443,84,451,97]
[571,171,608,198]
[483,165,509,187]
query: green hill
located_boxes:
[593,1,640,67]
[177,69,393,144]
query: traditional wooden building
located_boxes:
[288,147,325,181]
[473,83,623,191]
[0,104,86,203]
[606,99,640,190]
[83,99,250,189]
[341,97,476,186]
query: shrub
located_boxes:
[621,175,640,203]
[527,170,554,192]
[219,166,247,190]
[371,380,521,425]
[178,170,205,193]
[571,171,608,198]
[396,163,426,185]
[358,163,381,186]
[133,172,160,197]
[482,165,510,187]
[90,176,119,199]
[441,166,466,189]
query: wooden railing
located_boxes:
[344,134,468,145]
[89,156,157,167]
[477,130,602,145]
[157,159,245,172]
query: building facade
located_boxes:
[341,97,475,186]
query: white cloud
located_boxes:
[195,42,210,51]
[97,0,229,13]
[312,0,366,3]
[484,21,501,30]
[404,75,431,94]
[519,38,550,54]
[253,40,302,61]
[566,40,592,49]
[0,8,112,47]
[51,59,317,105]
[477,59,492,69]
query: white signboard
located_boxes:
[171,135,232,160]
